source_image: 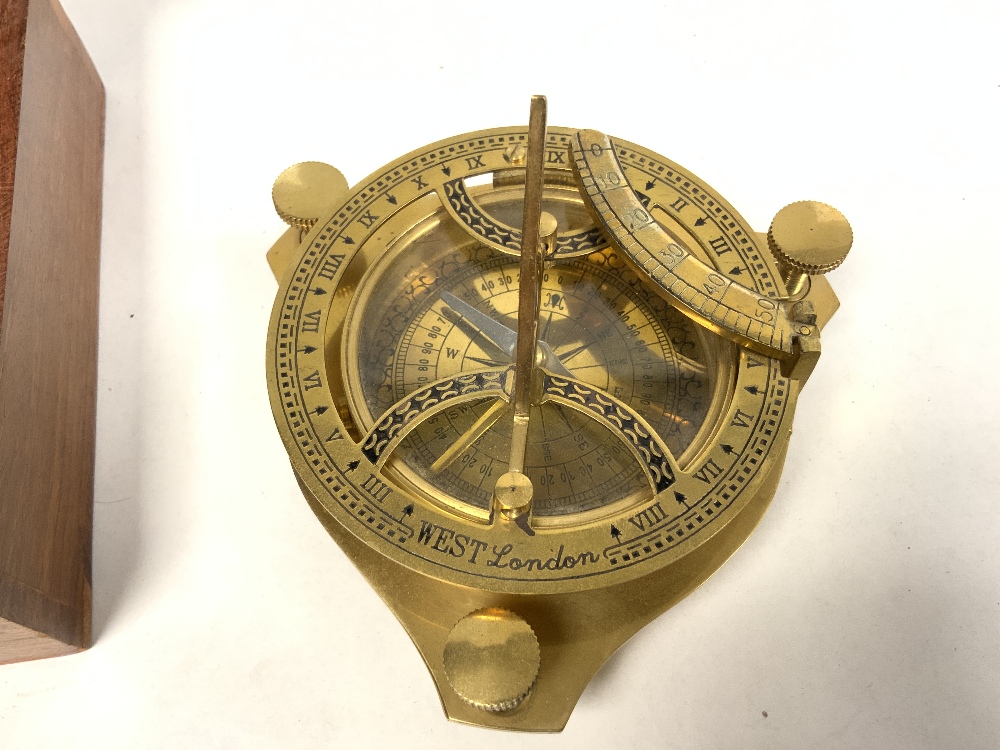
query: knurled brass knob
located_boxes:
[272,161,348,230]
[767,200,852,297]
[443,608,540,713]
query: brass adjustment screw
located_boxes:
[503,142,527,166]
[272,161,348,230]
[443,608,541,713]
[767,200,853,298]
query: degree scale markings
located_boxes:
[372,248,695,507]
[267,126,797,586]
[365,243,689,512]
[571,130,796,357]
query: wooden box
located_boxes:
[0,0,104,663]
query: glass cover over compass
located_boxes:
[344,188,727,520]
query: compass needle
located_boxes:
[440,291,517,357]
[439,300,513,360]
[555,339,592,366]
[265,96,853,731]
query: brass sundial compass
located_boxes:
[264,96,852,731]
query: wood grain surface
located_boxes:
[0,0,104,664]
[0,0,30,331]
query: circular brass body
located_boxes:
[342,189,727,521]
[767,200,853,275]
[443,608,540,713]
[272,161,349,230]
[266,126,798,594]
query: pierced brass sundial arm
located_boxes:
[539,371,678,494]
[360,368,512,468]
[438,178,607,259]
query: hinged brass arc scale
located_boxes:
[264,96,852,731]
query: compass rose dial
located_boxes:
[345,196,724,519]
[264,96,851,731]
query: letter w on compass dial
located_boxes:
[343,132,722,526]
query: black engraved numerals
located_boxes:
[693,457,723,483]
[708,236,732,256]
[300,309,322,334]
[317,254,345,280]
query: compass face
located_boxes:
[346,190,723,519]
[267,126,797,593]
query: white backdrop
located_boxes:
[2,1,999,747]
